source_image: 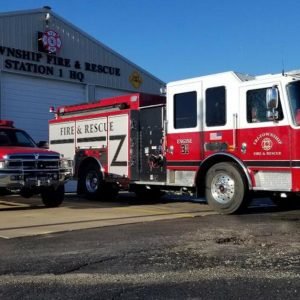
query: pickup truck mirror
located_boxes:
[37,141,49,149]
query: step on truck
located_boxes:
[0,120,72,207]
[49,70,300,214]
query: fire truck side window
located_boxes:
[205,86,226,127]
[247,88,283,123]
[174,91,197,129]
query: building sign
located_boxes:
[0,44,121,83]
[41,30,62,54]
[129,71,143,89]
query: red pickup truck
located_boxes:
[0,120,72,207]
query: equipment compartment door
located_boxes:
[108,114,129,177]
[139,106,166,182]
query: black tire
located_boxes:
[41,185,64,207]
[205,162,249,214]
[0,188,10,196]
[78,163,103,200]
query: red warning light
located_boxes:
[0,120,14,127]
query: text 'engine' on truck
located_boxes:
[49,70,300,214]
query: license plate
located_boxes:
[26,177,49,186]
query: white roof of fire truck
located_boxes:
[167,70,300,88]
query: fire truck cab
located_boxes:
[49,70,300,214]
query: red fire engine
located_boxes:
[49,70,300,214]
[0,120,72,206]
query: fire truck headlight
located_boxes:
[0,161,5,169]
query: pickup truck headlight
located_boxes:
[60,158,73,169]
[0,161,6,169]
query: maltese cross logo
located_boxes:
[261,138,273,151]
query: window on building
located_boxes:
[174,91,197,129]
[246,88,283,123]
[205,86,226,126]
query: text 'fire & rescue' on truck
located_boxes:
[0,120,72,207]
[49,70,300,214]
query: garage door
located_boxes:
[1,73,86,142]
[95,86,129,100]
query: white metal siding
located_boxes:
[1,73,86,142]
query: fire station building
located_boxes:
[0,7,165,142]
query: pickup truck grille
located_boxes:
[5,154,60,170]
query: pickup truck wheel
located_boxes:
[79,163,103,199]
[41,185,64,207]
[0,188,10,196]
[205,162,249,214]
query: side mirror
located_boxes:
[266,86,279,109]
[266,86,279,121]
[37,141,49,149]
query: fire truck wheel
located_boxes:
[41,185,64,207]
[79,163,103,199]
[205,162,248,214]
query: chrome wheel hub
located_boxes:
[85,171,98,193]
[211,173,235,204]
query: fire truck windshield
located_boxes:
[0,129,37,147]
[287,80,300,126]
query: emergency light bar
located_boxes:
[56,102,129,117]
[0,120,14,127]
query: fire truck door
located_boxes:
[139,106,166,182]
[238,84,291,190]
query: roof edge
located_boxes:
[0,7,165,85]
[0,7,50,17]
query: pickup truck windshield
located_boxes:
[0,129,36,147]
[287,81,300,126]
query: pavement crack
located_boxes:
[54,256,119,275]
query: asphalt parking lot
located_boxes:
[0,193,299,299]
[0,193,216,239]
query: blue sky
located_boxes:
[1,0,300,82]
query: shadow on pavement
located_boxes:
[0,193,299,214]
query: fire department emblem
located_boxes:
[261,138,273,151]
[129,71,143,89]
[42,30,62,54]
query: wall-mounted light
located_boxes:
[160,86,167,95]
[45,12,50,25]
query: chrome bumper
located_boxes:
[0,169,72,189]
